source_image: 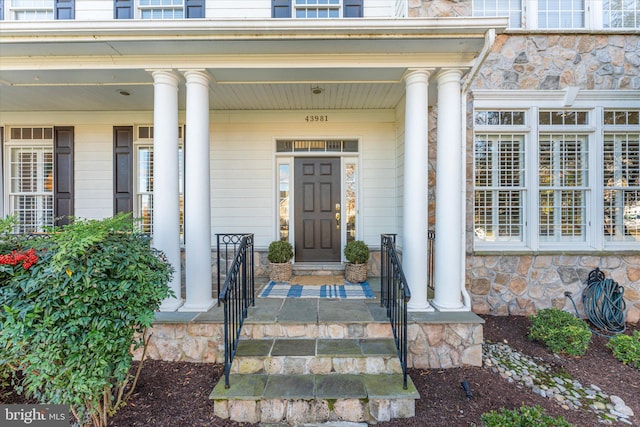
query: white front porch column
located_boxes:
[151,70,183,312]
[180,70,215,312]
[433,69,466,311]
[403,69,432,312]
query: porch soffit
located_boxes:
[0,18,506,112]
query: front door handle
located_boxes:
[336,212,341,228]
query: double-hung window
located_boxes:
[134,125,185,240]
[114,0,203,19]
[472,0,639,29]
[4,127,54,233]
[272,0,363,18]
[473,91,640,252]
[8,0,73,20]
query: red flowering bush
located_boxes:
[0,248,38,270]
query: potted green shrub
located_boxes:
[267,240,294,282]
[344,240,369,283]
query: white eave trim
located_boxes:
[0,17,508,41]
[472,89,640,108]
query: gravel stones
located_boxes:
[483,341,635,425]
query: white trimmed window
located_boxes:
[603,110,640,242]
[10,0,54,20]
[4,127,54,233]
[603,0,640,28]
[134,125,184,239]
[295,0,341,18]
[473,0,639,29]
[139,0,184,19]
[473,0,523,28]
[473,91,640,252]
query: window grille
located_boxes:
[139,0,184,19]
[474,133,525,242]
[603,0,640,28]
[472,0,523,28]
[276,139,358,153]
[10,0,54,20]
[295,0,341,18]
[537,0,585,28]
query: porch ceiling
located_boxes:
[0,18,506,112]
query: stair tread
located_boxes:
[235,338,398,358]
[210,373,419,401]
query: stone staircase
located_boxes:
[209,298,420,425]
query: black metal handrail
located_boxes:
[380,234,411,390]
[217,233,255,305]
[218,234,254,388]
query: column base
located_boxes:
[430,300,469,312]
[179,299,217,312]
[159,297,184,312]
[407,301,435,312]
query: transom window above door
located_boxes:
[276,139,358,153]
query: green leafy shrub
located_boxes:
[267,240,294,263]
[481,405,574,427]
[0,213,173,426]
[528,308,592,356]
[607,331,640,369]
[344,240,369,264]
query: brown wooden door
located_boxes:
[294,157,341,262]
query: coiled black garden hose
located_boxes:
[566,268,626,337]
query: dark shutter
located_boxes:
[272,0,291,18]
[54,0,74,19]
[343,0,363,17]
[185,0,204,18]
[113,126,134,215]
[114,0,133,19]
[54,127,74,227]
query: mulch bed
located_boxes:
[3,316,639,426]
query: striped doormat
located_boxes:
[258,281,375,299]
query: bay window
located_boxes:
[473,91,640,252]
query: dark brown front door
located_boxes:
[294,157,341,262]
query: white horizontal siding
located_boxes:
[2,109,399,251]
[75,0,114,21]
[69,0,400,21]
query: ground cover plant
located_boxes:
[607,330,640,369]
[0,214,173,426]
[528,307,592,356]
[481,405,573,427]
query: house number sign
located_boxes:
[305,115,329,122]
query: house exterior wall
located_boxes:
[465,34,640,322]
[49,0,400,21]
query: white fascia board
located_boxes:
[472,89,640,109]
[0,17,508,40]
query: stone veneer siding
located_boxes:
[465,34,640,322]
[134,321,483,369]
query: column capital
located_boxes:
[403,68,434,85]
[180,69,214,86]
[147,69,181,86]
[436,68,464,85]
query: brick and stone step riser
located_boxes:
[240,322,394,340]
[232,355,403,375]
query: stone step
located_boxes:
[210,373,419,425]
[231,338,402,375]
[291,262,345,276]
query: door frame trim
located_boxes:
[275,150,360,263]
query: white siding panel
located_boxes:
[73,124,113,220]
[76,0,115,20]
[207,0,270,19]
